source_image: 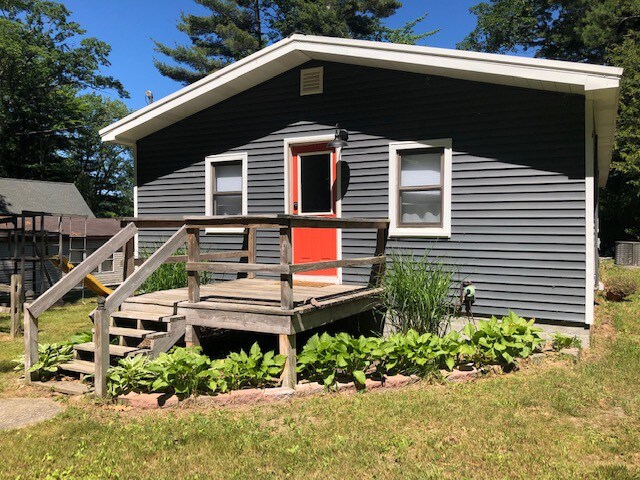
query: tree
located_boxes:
[458,0,640,253]
[69,95,133,217]
[154,0,434,85]
[0,0,131,216]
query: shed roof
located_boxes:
[0,178,94,217]
[100,34,622,186]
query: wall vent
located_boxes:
[300,67,323,96]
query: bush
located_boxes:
[462,312,544,367]
[381,251,455,335]
[551,333,582,351]
[601,265,639,300]
[224,342,287,390]
[107,355,155,397]
[12,343,74,381]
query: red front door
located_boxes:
[291,143,338,281]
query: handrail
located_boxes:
[104,225,188,314]
[27,223,137,318]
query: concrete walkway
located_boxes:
[0,398,63,430]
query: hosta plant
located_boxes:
[551,333,582,351]
[148,346,216,399]
[107,355,155,397]
[224,342,287,389]
[463,311,544,367]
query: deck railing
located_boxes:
[121,214,390,310]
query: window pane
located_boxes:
[400,190,441,224]
[300,153,332,213]
[215,162,242,192]
[401,151,441,187]
[100,258,114,272]
[215,194,242,215]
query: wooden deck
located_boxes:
[122,278,382,336]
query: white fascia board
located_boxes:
[101,34,622,147]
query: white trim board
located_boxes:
[283,134,342,284]
[388,139,452,238]
[204,152,249,234]
[585,99,596,325]
[100,35,621,186]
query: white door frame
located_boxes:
[283,135,342,284]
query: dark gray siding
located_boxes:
[137,61,586,324]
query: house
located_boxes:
[0,178,124,294]
[100,35,622,340]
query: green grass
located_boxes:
[0,271,640,479]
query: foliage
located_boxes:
[380,251,455,335]
[601,264,639,299]
[138,247,214,293]
[154,0,435,84]
[12,343,74,381]
[551,333,582,351]
[462,312,544,367]
[68,330,93,345]
[224,342,287,389]
[0,0,129,206]
[106,355,155,397]
[458,0,640,254]
[107,343,285,398]
[384,330,474,376]
[147,347,218,399]
[69,94,133,217]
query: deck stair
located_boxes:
[58,308,186,381]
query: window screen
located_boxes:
[398,148,443,225]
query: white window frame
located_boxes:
[389,139,452,238]
[98,253,115,273]
[204,152,248,234]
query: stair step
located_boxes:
[111,310,183,323]
[59,360,95,375]
[92,326,162,339]
[32,380,92,395]
[73,342,149,357]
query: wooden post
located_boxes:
[9,274,22,338]
[23,290,37,382]
[123,236,135,280]
[94,297,109,398]
[279,225,293,310]
[279,333,297,389]
[187,228,200,303]
[247,227,256,279]
[185,325,201,348]
[369,226,388,287]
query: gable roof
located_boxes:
[100,34,622,186]
[0,178,94,217]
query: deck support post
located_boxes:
[187,228,200,303]
[279,225,293,310]
[369,226,388,287]
[279,333,297,389]
[23,290,37,383]
[185,325,201,347]
[94,297,109,398]
[10,274,22,338]
[247,227,256,279]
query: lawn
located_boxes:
[0,274,639,479]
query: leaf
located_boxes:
[352,370,366,385]
[445,357,455,371]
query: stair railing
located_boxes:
[23,223,138,383]
[93,226,188,396]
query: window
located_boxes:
[299,152,332,214]
[99,255,115,273]
[389,140,452,237]
[205,152,248,233]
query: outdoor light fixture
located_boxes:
[326,124,349,148]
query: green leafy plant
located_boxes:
[138,247,214,294]
[69,330,93,345]
[148,346,216,399]
[107,355,155,397]
[380,251,455,335]
[224,342,287,390]
[14,343,74,381]
[551,333,582,351]
[463,312,544,367]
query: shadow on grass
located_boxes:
[0,359,18,373]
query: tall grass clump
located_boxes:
[138,246,212,293]
[380,251,455,335]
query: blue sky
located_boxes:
[63,0,479,111]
